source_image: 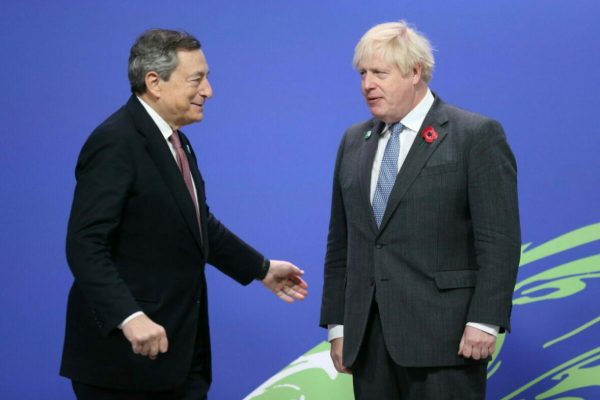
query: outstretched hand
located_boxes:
[261,259,308,303]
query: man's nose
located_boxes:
[200,78,213,98]
[362,73,375,90]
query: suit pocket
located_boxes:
[420,162,457,176]
[434,270,477,289]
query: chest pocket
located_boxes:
[420,161,458,176]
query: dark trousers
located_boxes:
[72,375,209,400]
[352,305,488,400]
[73,319,211,400]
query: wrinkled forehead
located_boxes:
[355,47,398,70]
[175,48,209,73]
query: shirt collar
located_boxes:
[136,96,174,141]
[381,88,435,135]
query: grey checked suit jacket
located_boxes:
[320,95,521,368]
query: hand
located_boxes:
[330,338,352,374]
[261,260,308,303]
[458,325,496,360]
[122,314,169,360]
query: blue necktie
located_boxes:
[372,123,404,227]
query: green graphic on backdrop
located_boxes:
[244,342,353,399]
[245,223,600,399]
[501,346,600,400]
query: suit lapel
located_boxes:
[126,97,204,254]
[377,98,449,233]
[358,120,385,232]
[179,132,209,257]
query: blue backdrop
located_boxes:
[1,1,599,399]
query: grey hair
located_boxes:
[128,29,201,94]
[353,21,435,83]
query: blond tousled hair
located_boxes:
[353,20,435,83]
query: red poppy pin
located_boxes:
[421,126,439,144]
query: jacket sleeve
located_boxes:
[205,208,265,285]
[465,119,521,332]
[320,132,349,327]
[66,129,140,335]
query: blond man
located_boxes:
[320,21,520,399]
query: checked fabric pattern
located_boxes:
[372,122,404,227]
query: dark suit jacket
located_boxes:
[61,96,264,390]
[320,95,521,368]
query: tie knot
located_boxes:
[169,130,183,149]
[391,122,404,137]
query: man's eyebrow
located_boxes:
[188,70,209,78]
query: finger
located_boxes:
[461,344,472,358]
[290,282,309,295]
[480,347,489,359]
[280,285,307,301]
[288,265,305,276]
[276,291,295,304]
[131,339,143,355]
[140,340,152,357]
[273,261,304,277]
[284,287,306,300]
[330,352,340,370]
[334,360,346,374]
[333,358,351,375]
[331,350,349,374]
[149,337,160,358]
[457,335,465,355]
[159,335,169,353]
[289,280,309,292]
[489,344,496,355]
[291,276,309,288]
[471,346,481,360]
[131,341,141,354]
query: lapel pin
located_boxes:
[185,144,192,154]
[364,130,372,140]
[421,126,439,144]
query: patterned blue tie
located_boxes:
[372,123,404,227]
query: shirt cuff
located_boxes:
[118,311,144,329]
[466,322,499,336]
[327,324,344,342]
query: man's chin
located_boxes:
[190,113,204,123]
[368,106,383,119]
[370,111,384,120]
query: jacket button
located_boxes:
[375,244,383,249]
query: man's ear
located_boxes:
[144,71,161,98]
[412,64,422,84]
